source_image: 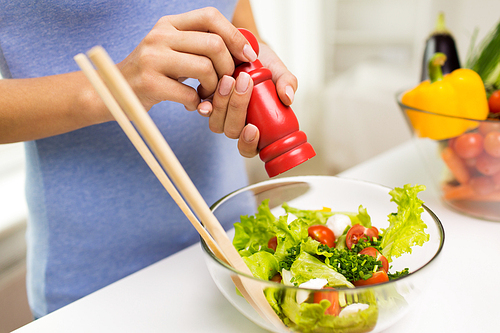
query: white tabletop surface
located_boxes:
[13,140,500,333]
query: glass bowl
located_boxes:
[201,176,444,333]
[397,91,500,221]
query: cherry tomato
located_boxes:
[267,236,277,251]
[488,90,500,114]
[476,153,500,175]
[365,226,379,239]
[345,225,379,250]
[270,273,282,283]
[453,133,484,159]
[479,121,500,135]
[345,224,366,249]
[313,288,340,316]
[353,270,389,287]
[470,176,495,195]
[359,247,389,273]
[308,225,335,248]
[484,131,500,157]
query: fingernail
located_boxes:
[243,44,257,62]
[243,124,258,143]
[285,85,295,104]
[198,108,211,116]
[236,72,250,93]
[219,75,234,96]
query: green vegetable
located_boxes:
[420,12,461,81]
[290,252,354,288]
[466,19,500,96]
[242,251,279,281]
[233,199,277,257]
[338,206,372,228]
[380,184,429,262]
[388,268,410,280]
[231,184,429,333]
[281,289,378,333]
[314,244,381,282]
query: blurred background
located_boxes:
[1,0,499,331]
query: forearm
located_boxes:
[0,71,112,144]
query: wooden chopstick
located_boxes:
[74,53,228,263]
[75,46,287,331]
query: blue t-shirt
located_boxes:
[0,0,248,317]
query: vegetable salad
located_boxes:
[232,184,429,333]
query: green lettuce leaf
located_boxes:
[242,251,279,281]
[283,203,333,225]
[280,288,378,333]
[290,252,354,288]
[339,205,372,228]
[233,199,276,257]
[380,184,430,262]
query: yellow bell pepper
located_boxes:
[402,53,489,140]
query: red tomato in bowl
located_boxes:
[453,133,484,159]
[359,247,389,273]
[476,153,500,175]
[488,90,500,114]
[479,121,500,135]
[308,225,335,248]
[313,288,340,316]
[484,131,500,157]
[353,270,389,286]
[267,236,277,251]
[345,224,379,249]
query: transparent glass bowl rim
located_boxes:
[201,175,445,292]
[396,89,497,122]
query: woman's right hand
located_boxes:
[117,7,257,112]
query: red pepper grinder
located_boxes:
[234,29,316,177]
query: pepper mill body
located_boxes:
[234,29,316,177]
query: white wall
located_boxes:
[248,0,500,181]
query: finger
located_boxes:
[275,71,298,106]
[223,71,253,139]
[158,51,219,99]
[209,75,235,133]
[168,31,235,79]
[141,74,201,111]
[197,100,212,117]
[237,124,260,158]
[168,7,257,63]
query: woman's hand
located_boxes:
[117,7,257,112]
[197,42,298,158]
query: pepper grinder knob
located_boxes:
[234,28,316,177]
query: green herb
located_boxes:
[350,235,383,254]
[317,244,382,282]
[388,268,410,280]
[466,19,500,96]
[279,244,301,271]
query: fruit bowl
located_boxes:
[201,176,444,333]
[397,91,500,221]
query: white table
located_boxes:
[13,141,500,333]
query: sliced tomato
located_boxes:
[345,224,366,249]
[365,226,379,239]
[313,287,340,316]
[359,247,389,273]
[353,270,389,287]
[308,225,335,248]
[267,236,277,251]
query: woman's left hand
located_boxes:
[197,43,298,159]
